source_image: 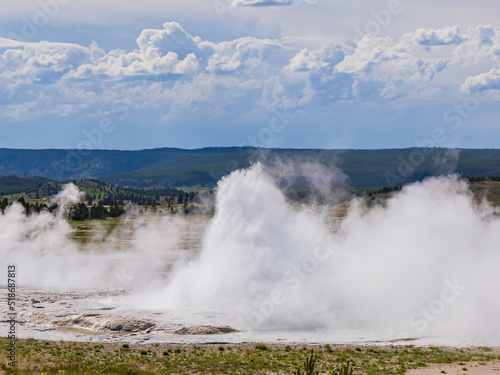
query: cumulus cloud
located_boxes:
[452,25,500,65]
[0,40,98,85]
[65,22,203,79]
[207,37,287,74]
[332,35,449,100]
[1,23,500,122]
[461,68,500,93]
[286,45,343,73]
[63,22,288,81]
[264,28,457,107]
[413,26,465,46]
[263,25,500,107]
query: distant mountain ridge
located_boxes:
[1,147,500,188]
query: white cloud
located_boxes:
[461,68,500,93]
[206,37,287,74]
[64,23,289,80]
[137,22,205,59]
[0,40,96,83]
[265,28,459,107]
[452,26,499,65]
[413,26,464,46]
[65,22,203,79]
[1,23,500,123]
[286,45,341,72]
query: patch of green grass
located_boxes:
[1,338,499,375]
[255,344,269,351]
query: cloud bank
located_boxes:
[1,22,500,149]
[1,24,500,119]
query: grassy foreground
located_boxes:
[1,338,499,374]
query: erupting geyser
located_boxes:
[157,163,500,344]
[3,164,500,344]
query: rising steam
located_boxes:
[0,183,185,289]
[2,165,500,345]
[155,163,500,344]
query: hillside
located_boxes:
[1,147,500,188]
[3,174,500,209]
[1,178,186,203]
[0,175,52,195]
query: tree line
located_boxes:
[466,175,500,182]
[0,197,59,215]
[0,191,209,221]
[69,201,125,221]
[84,190,199,207]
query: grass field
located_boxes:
[1,338,499,374]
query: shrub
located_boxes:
[296,350,318,375]
[255,344,269,351]
[331,359,354,375]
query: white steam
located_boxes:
[52,182,84,208]
[156,163,500,344]
[0,184,187,289]
[2,167,500,345]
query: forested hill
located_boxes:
[1,147,500,188]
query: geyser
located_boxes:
[157,163,500,344]
[3,165,500,345]
[0,184,186,289]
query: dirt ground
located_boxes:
[408,361,500,374]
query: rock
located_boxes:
[174,325,240,335]
[103,318,155,332]
[82,312,102,317]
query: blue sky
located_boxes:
[1,0,500,150]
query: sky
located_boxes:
[1,0,500,150]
